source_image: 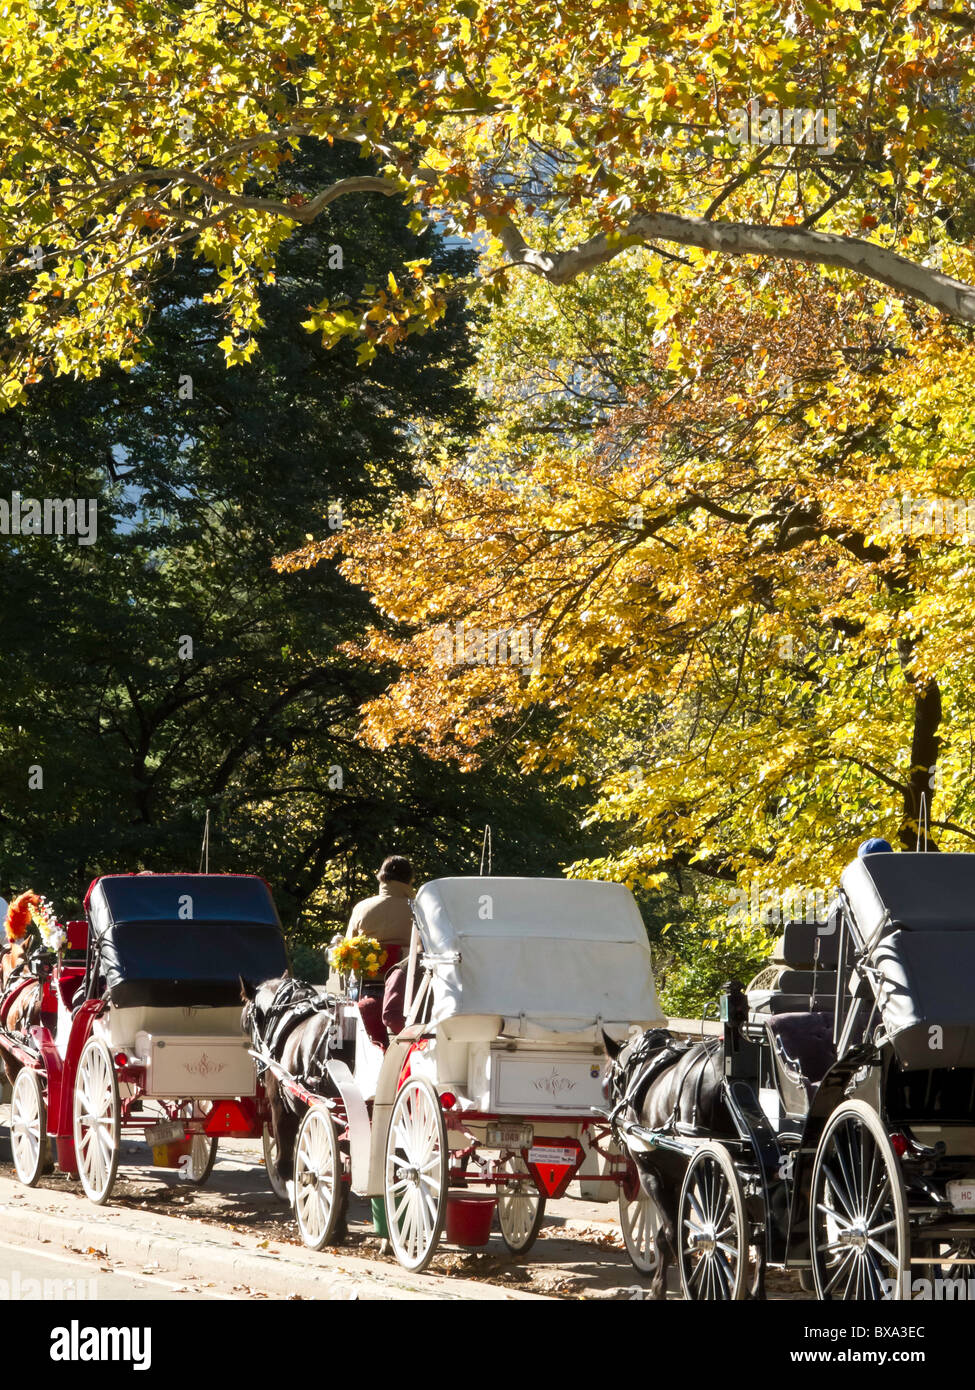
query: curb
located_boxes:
[0,1195,545,1301]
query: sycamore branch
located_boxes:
[495,211,975,324]
[87,170,398,224]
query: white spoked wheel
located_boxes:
[263,1122,290,1201]
[678,1142,749,1300]
[810,1100,910,1301]
[294,1104,344,1251]
[384,1077,448,1273]
[497,1156,546,1256]
[182,1133,218,1185]
[619,1169,662,1276]
[10,1067,50,1187]
[72,1038,120,1205]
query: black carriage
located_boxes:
[615,850,975,1300]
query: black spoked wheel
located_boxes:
[810,1100,910,1300]
[678,1142,749,1300]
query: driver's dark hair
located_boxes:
[378,855,414,884]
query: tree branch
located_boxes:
[495,211,975,324]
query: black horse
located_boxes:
[604,1026,733,1299]
[241,974,341,1213]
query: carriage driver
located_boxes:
[346,855,414,1048]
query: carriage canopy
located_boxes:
[842,852,975,1068]
[412,876,664,1041]
[85,873,288,1007]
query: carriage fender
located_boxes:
[324,1059,371,1195]
[50,999,107,1138]
[361,1037,419,1197]
[786,1047,880,1261]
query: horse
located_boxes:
[241,974,342,1219]
[603,1025,736,1300]
[0,936,42,1085]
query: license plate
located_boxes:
[947,1180,975,1212]
[486,1123,533,1150]
[145,1121,186,1146]
[528,1145,579,1167]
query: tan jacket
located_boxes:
[346,879,415,948]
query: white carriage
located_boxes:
[284,876,664,1271]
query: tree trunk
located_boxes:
[899,676,942,852]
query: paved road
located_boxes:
[0,1236,228,1300]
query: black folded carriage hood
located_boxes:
[842,852,975,1069]
[85,873,288,1008]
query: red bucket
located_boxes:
[446,1192,497,1247]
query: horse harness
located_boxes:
[611,1027,723,1135]
[254,977,337,1083]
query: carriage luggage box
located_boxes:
[136,1032,256,1098]
[488,1046,604,1114]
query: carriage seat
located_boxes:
[767,1010,836,1115]
[748,919,839,1016]
[772,919,839,972]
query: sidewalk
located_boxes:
[0,1175,544,1302]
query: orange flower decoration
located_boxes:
[5,891,40,942]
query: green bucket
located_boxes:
[371,1197,388,1238]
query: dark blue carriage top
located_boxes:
[85,874,288,1008]
[842,853,975,1068]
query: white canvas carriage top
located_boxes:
[412,876,664,1041]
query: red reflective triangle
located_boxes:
[528,1162,576,1198]
[205,1100,250,1134]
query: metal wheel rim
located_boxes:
[384,1079,447,1272]
[619,1187,660,1275]
[811,1104,908,1301]
[11,1069,45,1185]
[497,1157,544,1253]
[679,1146,747,1300]
[72,1040,119,1204]
[294,1106,340,1250]
[262,1122,289,1201]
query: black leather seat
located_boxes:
[749,920,839,1016]
[767,1010,836,1117]
[768,1010,836,1088]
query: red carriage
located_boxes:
[1,874,287,1203]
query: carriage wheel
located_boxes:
[497,1156,546,1256]
[677,1142,749,1300]
[384,1077,448,1273]
[182,1133,218,1185]
[928,1239,974,1283]
[619,1171,662,1276]
[72,1038,120,1205]
[262,1122,290,1202]
[810,1100,909,1301]
[10,1067,50,1187]
[294,1104,346,1251]
[173,1102,218,1186]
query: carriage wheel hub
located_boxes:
[840,1220,870,1251]
[689,1230,717,1255]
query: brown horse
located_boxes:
[0,937,42,1084]
[241,975,342,1215]
[604,1027,733,1299]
